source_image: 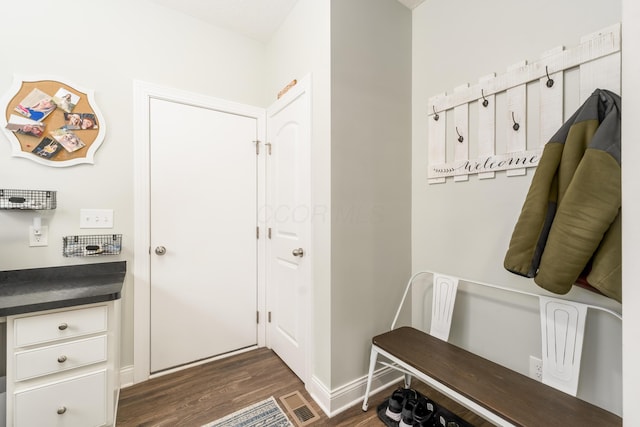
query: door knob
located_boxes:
[292,248,304,257]
[155,246,167,255]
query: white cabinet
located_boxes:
[6,302,120,427]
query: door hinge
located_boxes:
[268,311,272,323]
[268,227,272,239]
[254,140,261,155]
[257,311,260,324]
[265,142,272,155]
[256,226,260,239]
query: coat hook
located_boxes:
[512,111,520,131]
[545,66,554,88]
[456,127,464,142]
[433,106,439,121]
[481,89,489,107]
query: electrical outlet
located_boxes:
[529,355,543,382]
[29,225,48,247]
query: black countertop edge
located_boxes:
[0,261,126,317]
[0,292,121,317]
[0,261,126,283]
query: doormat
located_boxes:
[279,391,320,426]
[201,396,293,427]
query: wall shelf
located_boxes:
[0,189,57,210]
[63,234,122,257]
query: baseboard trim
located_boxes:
[306,366,402,418]
[120,365,135,388]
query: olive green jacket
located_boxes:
[504,89,621,302]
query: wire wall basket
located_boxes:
[0,189,57,210]
[63,234,122,257]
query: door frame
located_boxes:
[132,80,266,383]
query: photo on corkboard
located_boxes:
[53,87,80,113]
[64,112,98,130]
[14,88,56,121]
[32,137,63,159]
[50,128,86,152]
[5,114,45,137]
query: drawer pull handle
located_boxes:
[58,323,68,330]
[58,355,67,363]
[57,406,67,415]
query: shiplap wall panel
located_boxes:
[427,92,446,184]
[506,61,527,177]
[478,74,496,180]
[539,47,565,146]
[580,26,622,103]
[453,84,469,182]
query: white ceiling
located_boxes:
[151,0,424,43]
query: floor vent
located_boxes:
[279,391,320,426]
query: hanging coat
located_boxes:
[504,89,621,302]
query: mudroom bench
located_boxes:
[366,326,620,426]
[361,272,622,427]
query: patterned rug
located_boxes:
[202,397,293,427]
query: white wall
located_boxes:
[265,0,333,386]
[330,0,411,388]
[412,0,622,415]
[0,0,266,368]
[621,1,640,424]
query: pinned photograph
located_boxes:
[50,128,86,152]
[5,114,45,137]
[64,112,98,130]
[53,88,79,113]
[14,88,56,121]
[32,137,63,159]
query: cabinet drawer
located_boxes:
[14,305,108,347]
[15,335,107,381]
[14,370,107,427]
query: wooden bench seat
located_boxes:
[369,326,621,427]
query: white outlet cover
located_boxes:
[29,225,48,247]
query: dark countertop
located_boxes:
[0,261,125,316]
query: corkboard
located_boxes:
[1,77,105,167]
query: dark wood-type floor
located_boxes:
[116,347,493,426]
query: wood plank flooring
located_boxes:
[116,347,493,426]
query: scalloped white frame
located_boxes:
[0,75,106,167]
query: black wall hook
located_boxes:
[481,89,489,107]
[545,66,554,88]
[433,106,440,121]
[512,112,520,131]
[456,127,464,142]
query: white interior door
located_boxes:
[149,97,258,373]
[266,76,311,382]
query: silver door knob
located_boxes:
[292,248,304,257]
[155,246,167,255]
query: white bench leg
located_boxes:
[362,346,379,411]
[404,373,412,388]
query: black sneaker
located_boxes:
[398,397,417,427]
[412,396,436,426]
[384,388,405,422]
[384,388,418,422]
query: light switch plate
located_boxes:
[80,209,114,228]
